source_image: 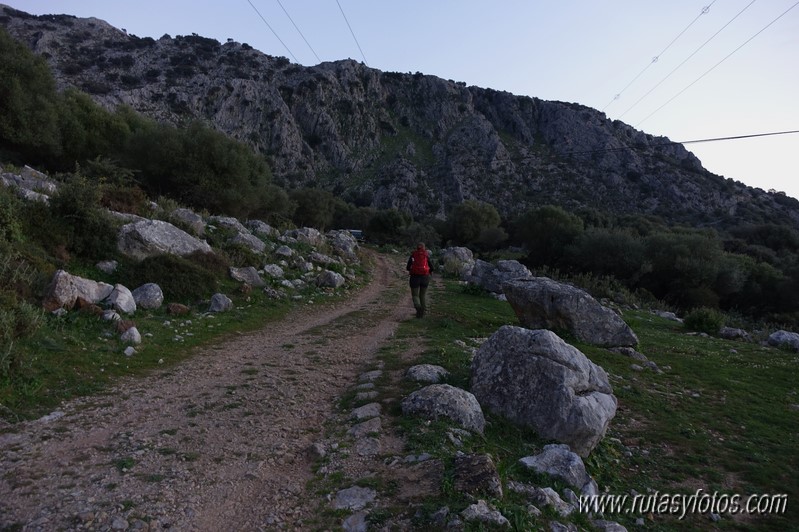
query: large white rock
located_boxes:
[106,284,137,315]
[117,219,212,260]
[42,270,114,311]
[503,277,639,348]
[471,326,617,457]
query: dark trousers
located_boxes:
[409,274,430,313]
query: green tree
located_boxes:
[565,228,644,281]
[0,28,61,162]
[55,89,131,169]
[366,209,410,244]
[289,188,338,230]
[639,230,723,308]
[447,200,503,247]
[123,120,273,218]
[515,205,584,267]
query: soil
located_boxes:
[0,252,426,531]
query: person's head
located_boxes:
[416,242,425,251]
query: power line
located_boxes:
[335,0,368,66]
[274,0,321,63]
[561,129,799,157]
[601,1,716,112]
[636,1,799,127]
[245,0,299,63]
[618,0,757,120]
[681,129,799,145]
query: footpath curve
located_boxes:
[0,252,411,530]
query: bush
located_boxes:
[683,307,726,335]
[0,253,45,380]
[47,174,118,259]
[185,250,231,277]
[0,187,23,245]
[120,254,219,303]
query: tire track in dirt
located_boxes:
[0,252,411,531]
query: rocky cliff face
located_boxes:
[3,4,798,225]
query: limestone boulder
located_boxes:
[316,270,345,288]
[106,284,137,315]
[132,283,164,310]
[117,219,212,260]
[246,219,279,238]
[208,293,233,313]
[285,227,325,247]
[42,270,114,311]
[170,207,206,236]
[440,246,476,280]
[230,266,265,287]
[230,232,266,254]
[471,326,616,456]
[326,229,359,263]
[401,384,485,434]
[503,277,638,348]
[468,259,532,294]
[208,215,248,234]
[406,364,450,384]
[767,330,799,352]
[518,444,598,496]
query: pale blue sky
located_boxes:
[16,1,799,200]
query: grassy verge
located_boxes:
[374,277,797,531]
[0,260,372,424]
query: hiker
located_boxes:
[407,242,432,318]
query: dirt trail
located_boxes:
[0,252,411,530]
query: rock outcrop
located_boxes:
[471,326,616,457]
[117,220,212,260]
[503,277,639,347]
[5,5,799,227]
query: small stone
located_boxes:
[350,403,381,421]
[123,346,137,357]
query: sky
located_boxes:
[15,0,799,200]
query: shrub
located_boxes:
[120,254,219,303]
[185,250,231,277]
[47,174,118,259]
[0,253,45,380]
[684,307,726,335]
[0,187,23,245]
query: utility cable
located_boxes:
[245,0,299,63]
[561,129,799,157]
[274,0,321,63]
[601,1,716,112]
[335,0,369,66]
[636,1,799,127]
[618,0,757,120]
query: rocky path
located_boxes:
[0,253,412,531]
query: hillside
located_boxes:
[3,3,799,227]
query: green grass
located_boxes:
[373,278,798,531]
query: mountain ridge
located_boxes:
[3,3,797,227]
